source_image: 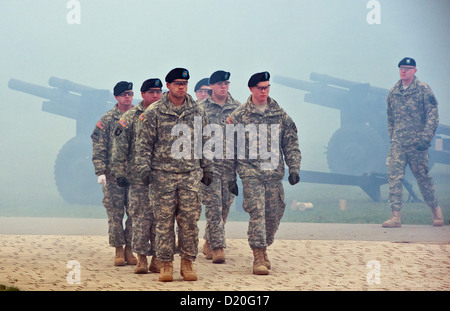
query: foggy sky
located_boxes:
[1,0,449,213]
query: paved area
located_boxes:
[0,217,449,291]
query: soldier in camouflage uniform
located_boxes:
[383,57,443,228]
[91,81,137,266]
[194,77,211,102]
[110,78,163,274]
[135,68,213,282]
[200,70,241,264]
[227,72,301,275]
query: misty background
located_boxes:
[1,0,449,220]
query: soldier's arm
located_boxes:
[422,88,439,143]
[135,112,156,178]
[282,115,301,175]
[110,118,132,179]
[386,94,394,140]
[91,118,109,176]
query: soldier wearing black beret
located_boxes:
[194,78,211,102]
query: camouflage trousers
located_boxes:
[150,169,202,262]
[241,178,285,249]
[387,143,438,211]
[102,178,132,247]
[128,183,156,256]
[202,173,235,250]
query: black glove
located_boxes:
[416,139,430,151]
[288,173,300,185]
[116,177,129,187]
[141,171,153,185]
[201,171,213,186]
[228,181,239,196]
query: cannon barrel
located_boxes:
[8,79,80,106]
[48,77,98,94]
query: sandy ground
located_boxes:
[0,217,449,292]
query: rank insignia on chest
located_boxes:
[119,119,128,128]
[139,113,146,121]
[96,121,105,130]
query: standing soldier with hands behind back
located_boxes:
[111,78,163,274]
[383,57,444,228]
[91,81,137,266]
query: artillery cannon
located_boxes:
[272,73,450,201]
[8,77,115,204]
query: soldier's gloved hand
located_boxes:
[97,174,107,185]
[416,139,430,151]
[116,177,129,187]
[228,181,239,196]
[201,171,213,186]
[288,173,300,185]
[141,171,153,185]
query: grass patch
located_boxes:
[0,284,20,291]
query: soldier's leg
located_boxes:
[129,183,152,256]
[102,181,127,247]
[408,149,439,209]
[176,169,203,262]
[242,178,266,249]
[387,143,407,212]
[202,174,222,249]
[152,171,177,263]
[204,174,227,250]
[264,179,285,247]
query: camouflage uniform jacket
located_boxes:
[387,76,439,147]
[228,95,301,180]
[110,100,147,184]
[201,93,241,180]
[91,104,129,177]
[136,92,212,176]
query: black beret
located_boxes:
[140,78,162,92]
[114,81,133,96]
[248,71,270,87]
[398,57,416,67]
[209,70,230,85]
[165,68,190,83]
[194,78,210,92]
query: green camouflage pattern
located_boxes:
[91,104,132,247]
[386,77,439,211]
[110,100,147,184]
[228,96,301,249]
[228,95,301,179]
[200,93,240,250]
[135,92,211,262]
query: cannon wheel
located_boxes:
[54,137,102,205]
[327,124,387,175]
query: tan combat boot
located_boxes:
[159,261,173,282]
[202,240,213,260]
[149,256,162,273]
[114,246,126,266]
[382,210,401,228]
[124,245,137,265]
[212,248,225,264]
[431,206,444,226]
[180,258,198,281]
[134,254,148,274]
[252,248,269,275]
[263,248,271,269]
